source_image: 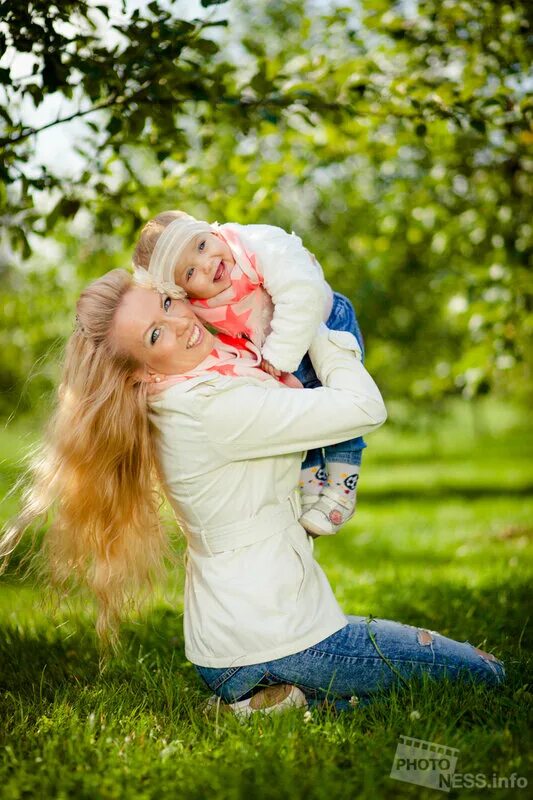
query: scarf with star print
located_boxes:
[147,332,302,396]
[188,223,274,349]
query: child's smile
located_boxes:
[213,262,226,282]
[173,233,235,300]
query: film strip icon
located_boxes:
[391,735,460,791]
[398,736,460,758]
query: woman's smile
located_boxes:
[186,323,203,349]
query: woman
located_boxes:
[1,270,505,715]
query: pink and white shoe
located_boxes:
[300,492,319,514]
[298,487,356,536]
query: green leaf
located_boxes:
[242,37,265,57]
[191,38,219,55]
[470,118,486,134]
[107,116,123,135]
[45,197,81,232]
[250,70,272,95]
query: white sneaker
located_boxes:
[299,486,355,536]
[300,492,319,513]
[298,493,322,543]
[205,684,308,718]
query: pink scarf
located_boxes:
[188,224,274,348]
[147,332,302,396]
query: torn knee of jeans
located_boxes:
[417,629,433,646]
[473,646,497,662]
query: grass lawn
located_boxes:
[0,400,531,799]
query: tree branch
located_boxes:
[0,83,152,149]
[0,95,118,149]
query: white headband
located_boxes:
[152,214,211,276]
[132,214,214,298]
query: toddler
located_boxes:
[132,210,367,536]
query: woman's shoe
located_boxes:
[298,486,355,536]
[205,684,308,718]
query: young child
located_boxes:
[132,210,367,537]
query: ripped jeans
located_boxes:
[194,616,505,712]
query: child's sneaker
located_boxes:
[300,492,319,514]
[205,684,307,718]
[299,487,356,536]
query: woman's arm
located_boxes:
[198,326,386,461]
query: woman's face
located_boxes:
[112,286,215,376]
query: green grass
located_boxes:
[1,400,532,799]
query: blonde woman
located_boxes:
[1,270,505,715]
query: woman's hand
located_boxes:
[260,358,282,378]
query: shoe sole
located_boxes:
[249,683,297,710]
[206,684,308,718]
[300,518,340,536]
[300,512,355,537]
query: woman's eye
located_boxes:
[150,328,161,345]
[163,296,171,312]
[186,268,194,280]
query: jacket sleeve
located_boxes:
[235,224,329,373]
[198,326,387,462]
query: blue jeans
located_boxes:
[294,292,366,470]
[194,616,505,712]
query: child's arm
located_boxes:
[233,224,331,374]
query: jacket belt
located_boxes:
[187,492,301,557]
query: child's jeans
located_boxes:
[293,292,366,471]
[194,615,505,712]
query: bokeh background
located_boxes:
[0,3,532,798]
[1,0,531,416]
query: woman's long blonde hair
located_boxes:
[0,269,176,650]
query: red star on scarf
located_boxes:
[229,270,259,297]
[223,302,253,337]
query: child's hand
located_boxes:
[260,359,282,378]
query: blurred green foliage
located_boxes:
[0,0,532,414]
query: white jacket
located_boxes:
[228,223,334,372]
[148,326,386,668]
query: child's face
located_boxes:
[172,233,235,299]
